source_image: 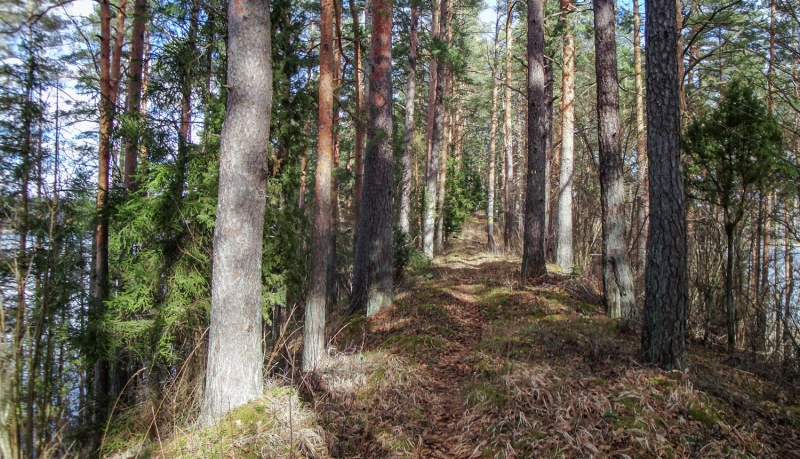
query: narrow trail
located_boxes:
[146,216,800,458]
[310,216,800,459]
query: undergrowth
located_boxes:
[104,218,800,459]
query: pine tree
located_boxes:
[641,0,687,369]
[522,0,548,280]
[202,0,273,424]
[352,0,394,316]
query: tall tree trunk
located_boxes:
[435,101,449,252]
[352,0,393,316]
[201,0,272,423]
[676,0,685,112]
[488,16,501,248]
[123,0,148,191]
[350,0,364,244]
[522,0,547,280]
[299,152,308,208]
[435,1,454,251]
[759,193,772,351]
[503,0,515,249]
[594,0,636,319]
[783,210,794,363]
[423,0,444,258]
[725,222,736,353]
[303,0,336,372]
[556,0,575,273]
[176,0,199,198]
[633,0,647,275]
[544,48,555,261]
[92,1,114,449]
[768,0,776,114]
[641,0,687,369]
[399,2,418,238]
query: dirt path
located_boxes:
[312,217,800,459]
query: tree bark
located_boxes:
[123,0,148,191]
[352,0,393,316]
[176,0,200,198]
[350,0,364,244]
[633,0,647,275]
[399,2,418,238]
[92,0,114,448]
[503,0,515,249]
[303,0,336,372]
[423,0,444,258]
[556,0,575,273]
[641,0,687,369]
[594,0,636,319]
[544,48,555,261]
[435,1,454,252]
[202,0,272,423]
[758,193,772,351]
[521,0,547,280]
[487,14,501,249]
[725,223,736,353]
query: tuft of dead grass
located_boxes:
[136,380,328,459]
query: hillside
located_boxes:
[126,217,800,458]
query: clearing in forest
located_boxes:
[147,217,800,459]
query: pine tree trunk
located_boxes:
[352,0,393,316]
[725,223,736,353]
[399,3,418,238]
[544,48,555,261]
[758,193,772,351]
[594,0,636,319]
[435,100,449,252]
[503,0,515,249]
[299,152,308,208]
[176,0,199,198]
[556,0,575,274]
[423,0,444,258]
[202,0,272,423]
[303,0,335,372]
[92,1,113,448]
[123,0,148,191]
[642,0,687,369]
[435,2,454,252]
[350,0,364,244]
[633,0,647,275]
[488,17,501,249]
[521,0,547,280]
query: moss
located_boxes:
[648,376,676,389]
[613,418,648,430]
[688,403,721,426]
[382,333,444,355]
[370,367,387,383]
[465,382,509,406]
[541,314,566,322]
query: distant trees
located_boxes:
[684,78,783,353]
[202,0,273,423]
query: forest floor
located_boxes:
[130,216,800,459]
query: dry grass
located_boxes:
[118,380,327,459]
[106,216,800,458]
